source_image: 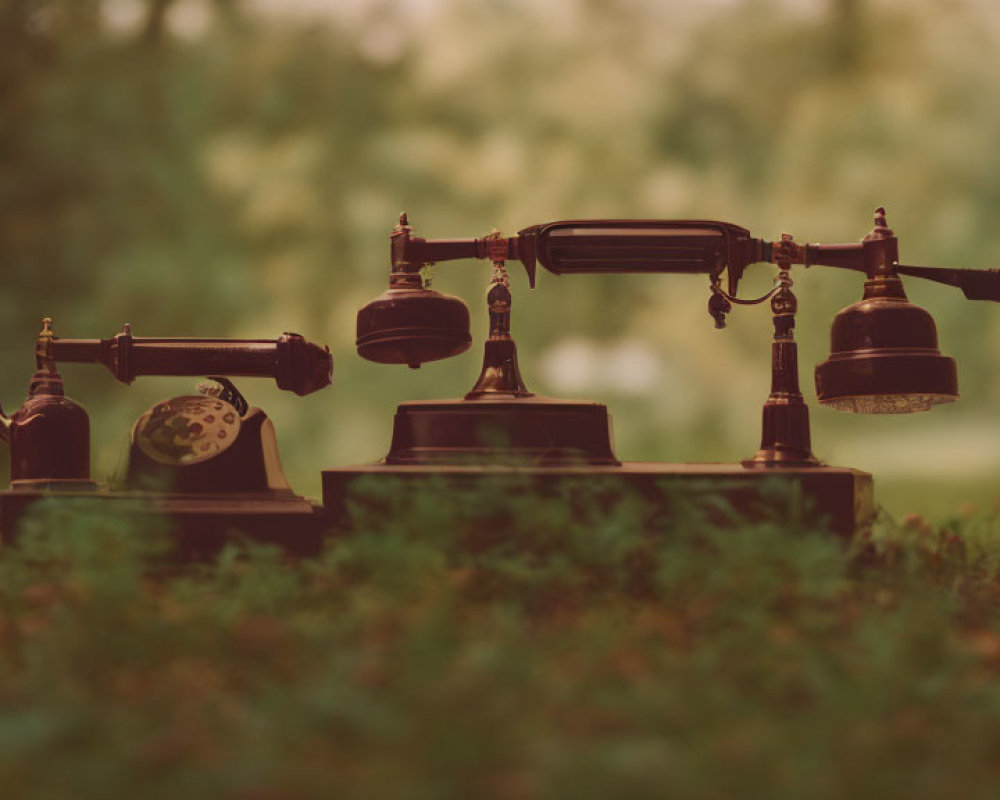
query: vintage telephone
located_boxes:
[0,319,332,497]
[327,208,1000,538]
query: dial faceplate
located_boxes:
[135,396,242,466]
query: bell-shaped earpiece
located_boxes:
[356,273,471,369]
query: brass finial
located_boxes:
[393,212,413,239]
[865,206,894,242]
[35,316,57,373]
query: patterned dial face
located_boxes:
[134,396,242,466]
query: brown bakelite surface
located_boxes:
[356,286,471,368]
[816,292,958,412]
[323,463,874,540]
[385,397,620,466]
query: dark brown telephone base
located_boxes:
[323,463,873,542]
[0,488,326,560]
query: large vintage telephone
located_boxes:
[324,208,1000,539]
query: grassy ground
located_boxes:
[876,477,1000,524]
[3,483,1000,799]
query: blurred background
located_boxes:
[2,0,999,520]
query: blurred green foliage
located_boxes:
[3,483,1000,797]
[3,0,1000,516]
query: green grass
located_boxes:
[4,484,1000,799]
[875,477,1000,523]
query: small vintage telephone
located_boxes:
[0,319,332,495]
